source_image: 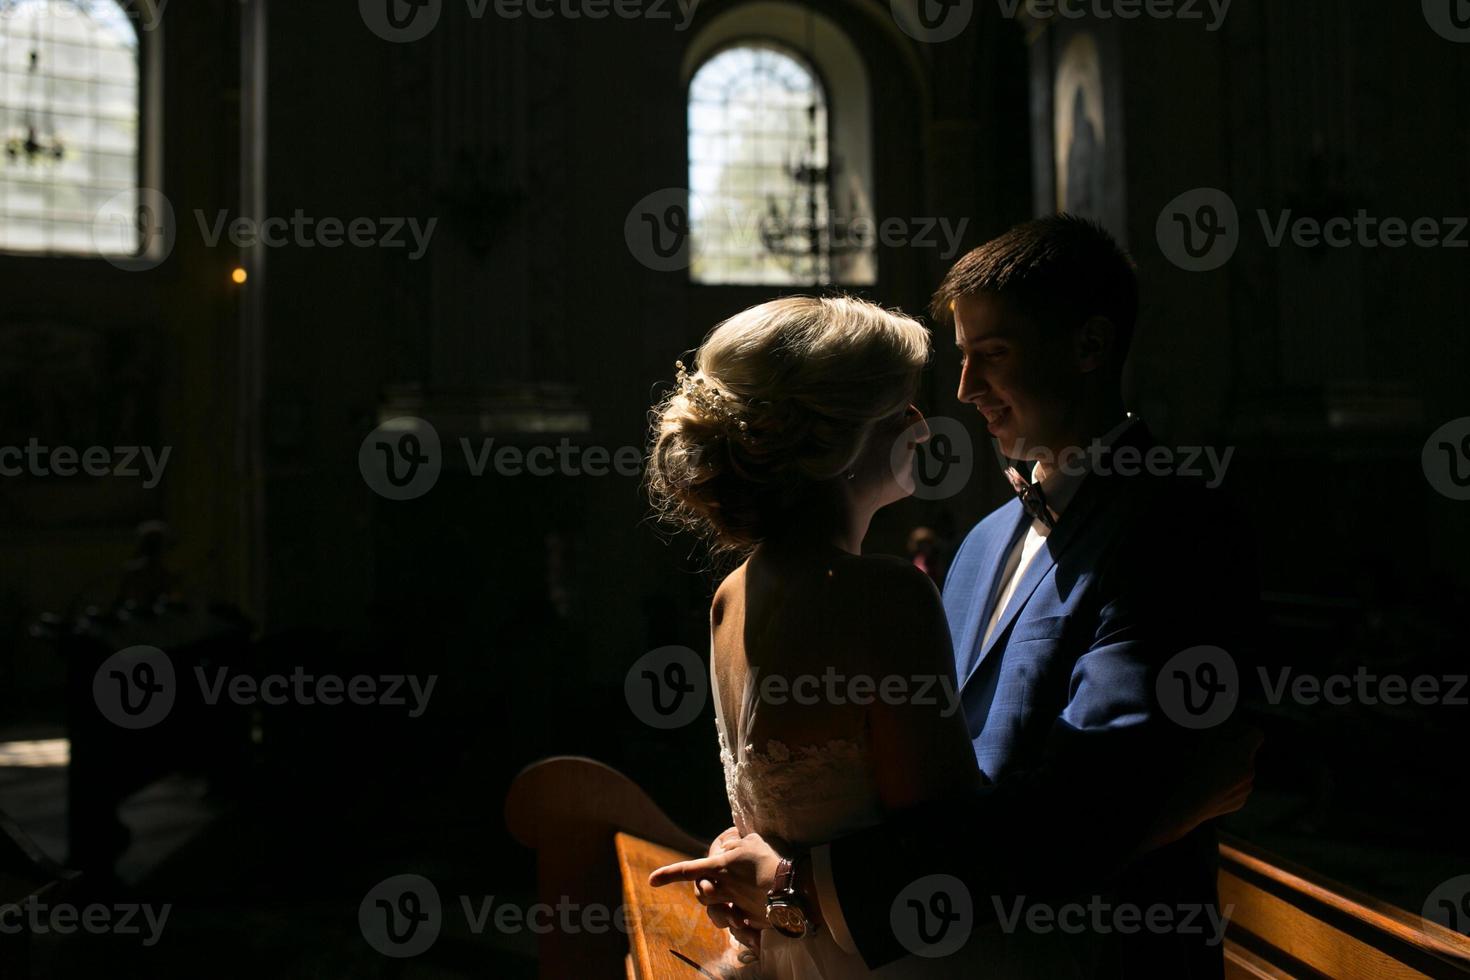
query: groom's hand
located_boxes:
[649,830,784,928]
[1141,721,1263,854]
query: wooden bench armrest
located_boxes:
[504,757,713,979]
[617,833,736,980]
[1219,833,1470,979]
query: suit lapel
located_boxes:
[965,541,1057,685]
[961,462,1116,689]
[956,502,1028,683]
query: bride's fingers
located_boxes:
[730,921,762,950]
[695,879,726,906]
[649,856,723,887]
[706,903,737,930]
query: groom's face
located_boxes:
[953,291,1083,461]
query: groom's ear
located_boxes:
[1075,315,1116,373]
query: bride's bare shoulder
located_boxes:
[843,552,943,600]
[808,553,945,637]
[710,560,748,628]
[712,549,940,625]
[836,555,952,662]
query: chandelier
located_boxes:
[756,11,864,281]
[758,101,863,280]
[4,39,68,164]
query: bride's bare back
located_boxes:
[707,542,983,979]
[711,541,981,841]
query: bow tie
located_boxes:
[1004,465,1057,530]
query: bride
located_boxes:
[645,296,984,978]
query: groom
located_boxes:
[652,214,1259,977]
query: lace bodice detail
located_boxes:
[716,723,884,846]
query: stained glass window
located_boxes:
[0,0,141,255]
[688,43,832,285]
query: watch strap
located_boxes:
[772,857,795,896]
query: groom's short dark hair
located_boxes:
[930,213,1138,363]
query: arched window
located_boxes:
[0,0,141,255]
[684,4,876,287]
[688,43,832,285]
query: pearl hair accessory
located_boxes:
[674,360,755,442]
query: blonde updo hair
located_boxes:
[647,296,931,559]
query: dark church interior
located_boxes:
[2,0,1469,976]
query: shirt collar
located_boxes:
[1028,414,1141,519]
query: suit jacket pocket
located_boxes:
[1008,614,1069,645]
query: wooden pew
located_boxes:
[618,832,738,980]
[0,808,78,978]
[507,758,1470,979]
[35,601,252,877]
[504,756,725,979]
[1218,835,1470,979]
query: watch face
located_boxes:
[769,902,808,938]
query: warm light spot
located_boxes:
[0,738,69,768]
[231,267,248,285]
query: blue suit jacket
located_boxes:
[830,423,1253,977]
[946,476,1134,783]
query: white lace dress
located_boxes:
[711,679,1027,980]
[711,659,900,980]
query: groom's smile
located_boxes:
[977,404,1011,432]
[954,292,1080,461]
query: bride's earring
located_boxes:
[846,470,857,481]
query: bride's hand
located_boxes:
[649,831,783,928]
[697,829,762,951]
[705,901,762,953]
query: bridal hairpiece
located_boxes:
[674,360,755,441]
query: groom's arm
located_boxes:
[819,486,1259,968]
[816,557,986,954]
